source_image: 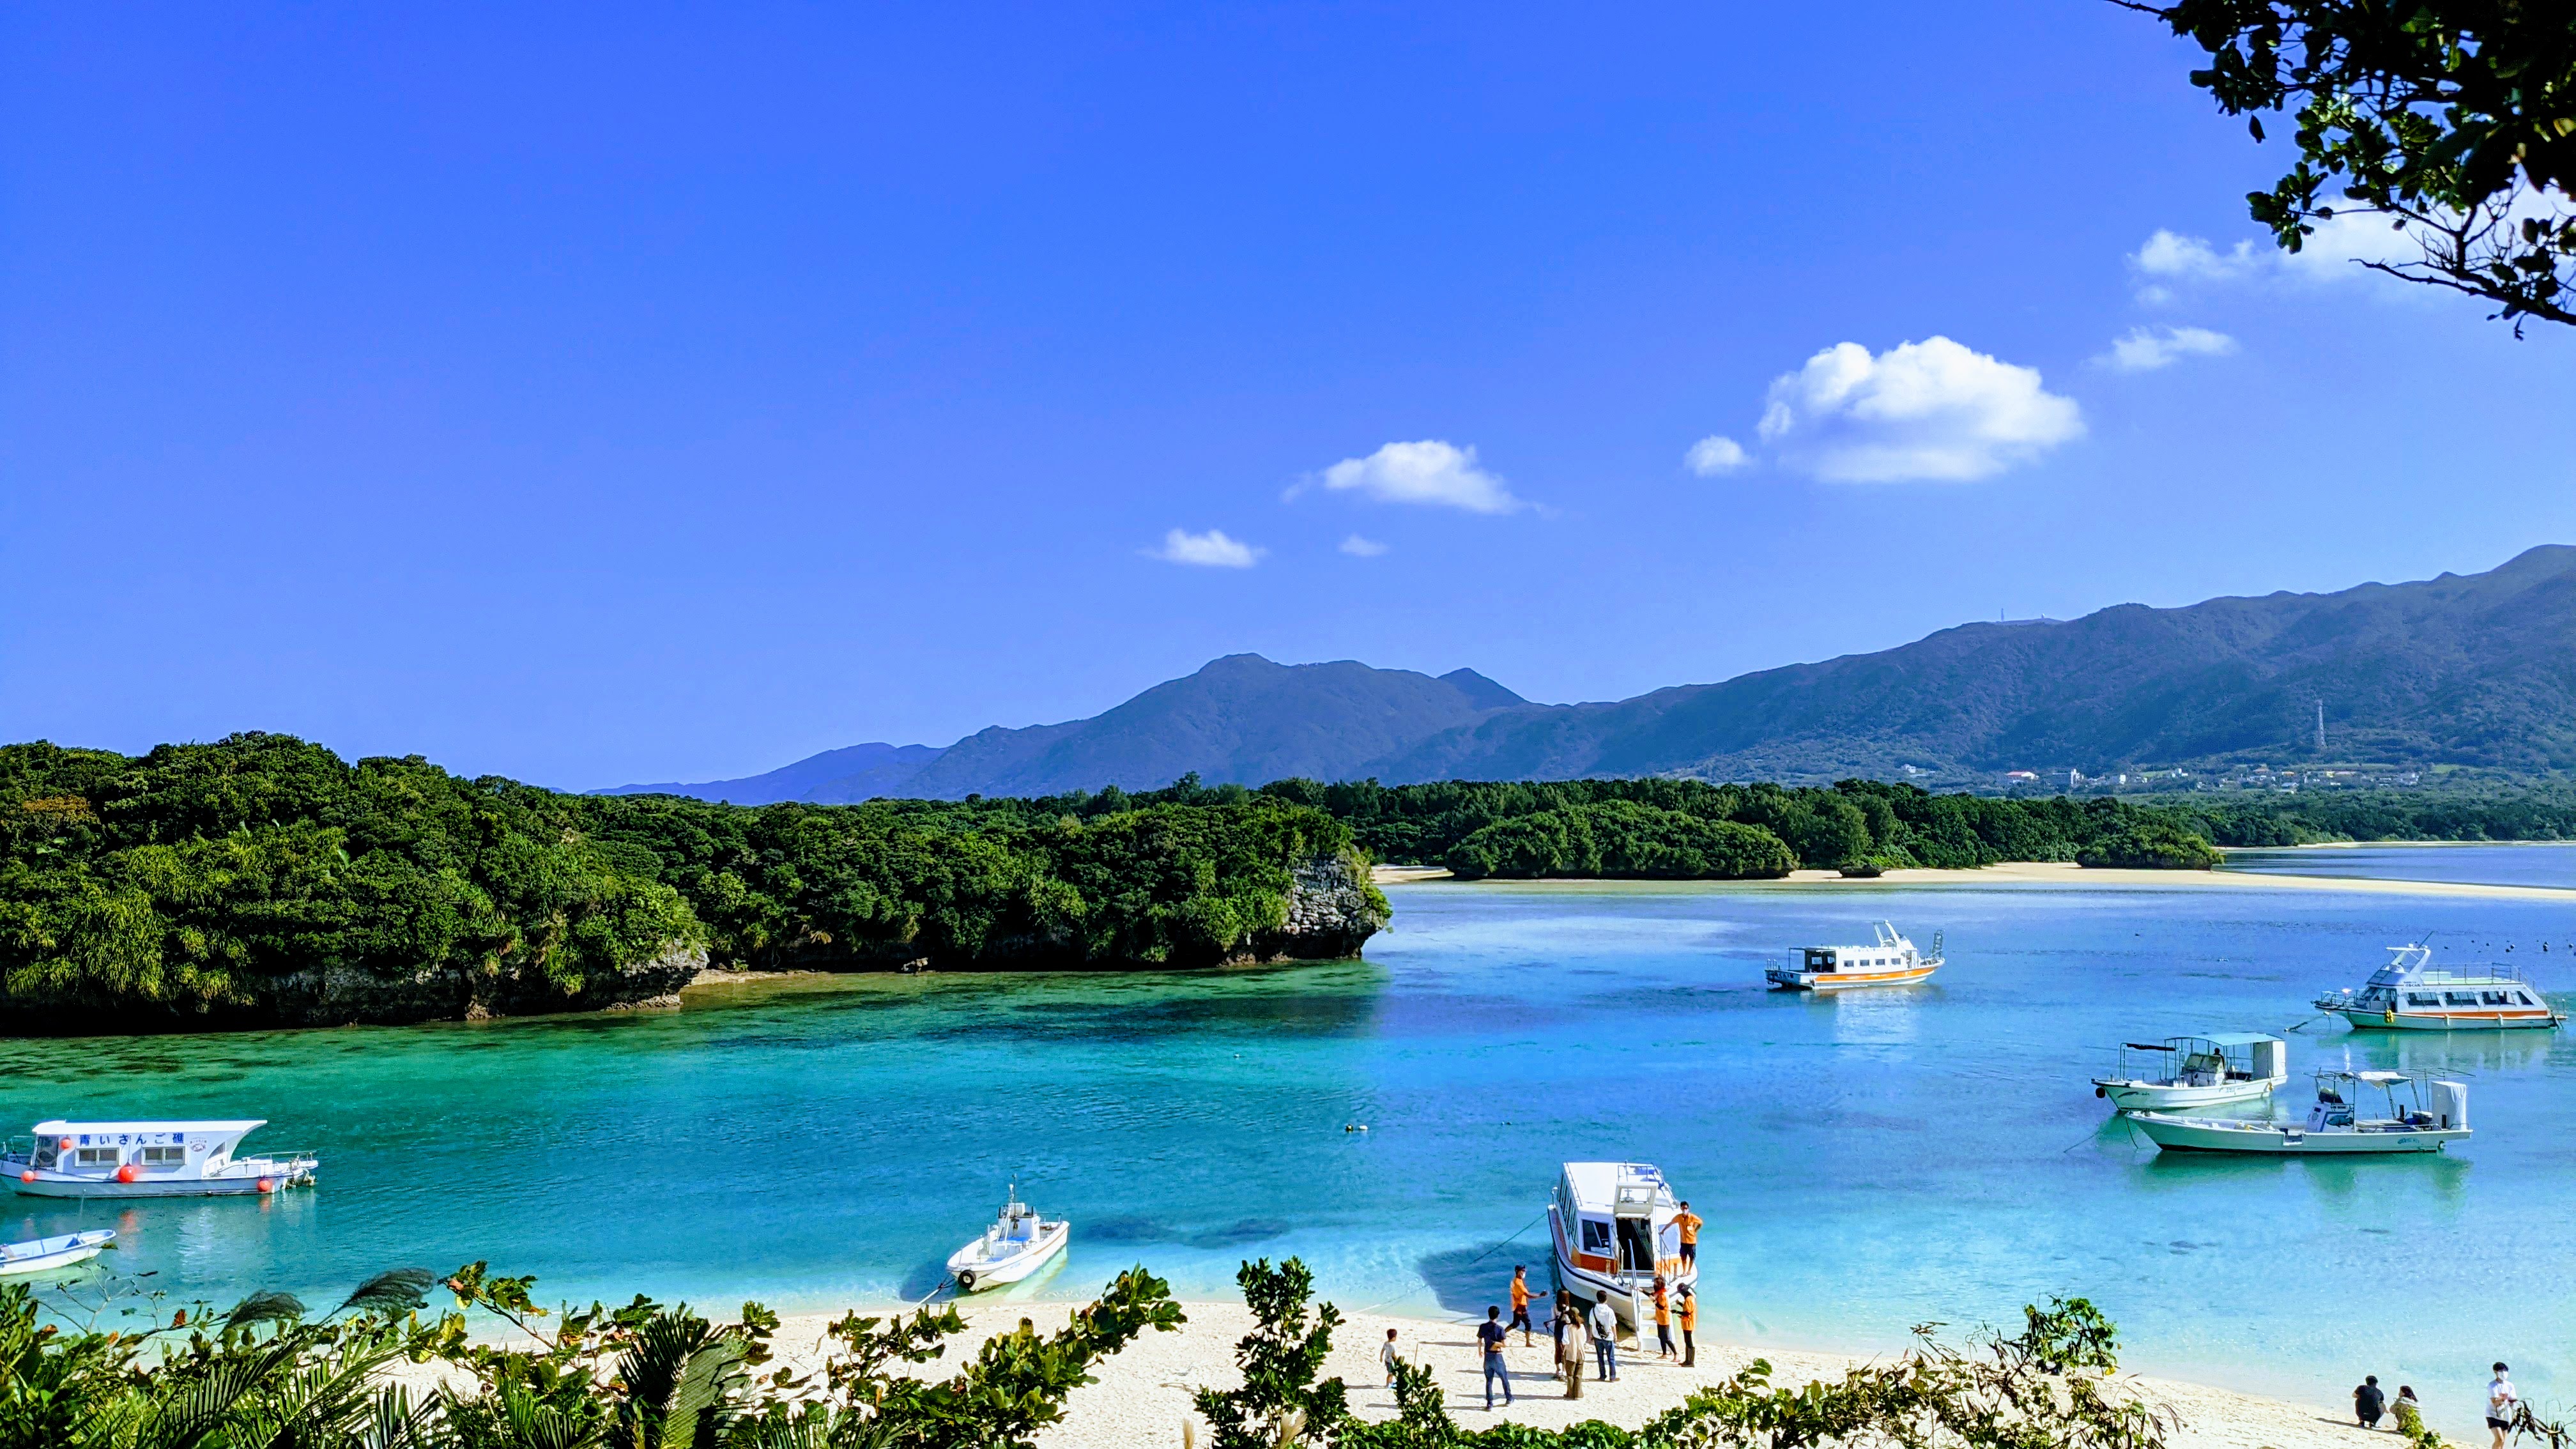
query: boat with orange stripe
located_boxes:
[1547,1161,1696,1330]
[2313,944,2565,1032]
[1765,921,1941,992]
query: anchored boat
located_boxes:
[945,1185,1068,1292]
[4,1121,318,1198]
[1547,1161,1696,1329]
[2127,1070,2469,1154]
[1766,922,1941,992]
[2313,944,2564,1031]
[0,1229,115,1277]
[2092,1032,2287,1112]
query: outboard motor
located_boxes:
[2432,1080,2469,1131]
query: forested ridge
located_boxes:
[0,735,1381,1032]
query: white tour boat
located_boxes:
[2313,944,2564,1031]
[945,1185,1069,1292]
[0,1229,116,1277]
[3,1120,319,1199]
[1766,922,1941,992]
[2126,1070,2469,1154]
[2091,1032,2287,1112]
[1547,1161,1696,1329]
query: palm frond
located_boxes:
[336,1269,438,1319]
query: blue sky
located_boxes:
[6,3,2573,790]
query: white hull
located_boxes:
[0,1229,114,1276]
[1547,1205,1696,1330]
[1767,963,1939,992]
[12,1159,315,1199]
[947,1218,1068,1291]
[2326,1007,2560,1032]
[2128,1112,2466,1154]
[2093,1077,2276,1112]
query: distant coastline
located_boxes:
[1374,858,2576,903]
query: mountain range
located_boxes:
[604,546,2576,802]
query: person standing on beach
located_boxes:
[1674,1200,1703,1269]
[1589,1291,1620,1382]
[1677,1285,1697,1368]
[2354,1375,2386,1429]
[1479,1306,1514,1410]
[1381,1328,1403,1389]
[2490,1363,2518,1448]
[1508,1265,1535,1346]
[1552,1291,1584,1399]
[1650,1276,1676,1360]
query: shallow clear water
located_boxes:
[2227,841,2576,890]
[8,868,2575,1416]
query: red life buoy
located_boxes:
[116,1164,137,1183]
[17,1170,33,1183]
[58,1138,73,1151]
[257,1177,275,1193]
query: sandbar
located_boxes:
[1374,860,2576,902]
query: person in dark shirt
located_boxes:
[1478,1306,1514,1409]
[2356,1375,2386,1428]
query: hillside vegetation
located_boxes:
[0,735,1381,1032]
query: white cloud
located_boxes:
[1683,434,1749,475]
[2133,228,2263,283]
[2099,325,2238,372]
[1310,440,1522,513]
[1338,534,1389,557]
[1147,528,1262,568]
[2130,211,2496,297]
[1754,337,2084,482]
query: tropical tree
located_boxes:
[2121,0,2576,331]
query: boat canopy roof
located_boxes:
[30,1119,264,1137]
[2190,1032,2282,1047]
[1561,1161,1671,1213]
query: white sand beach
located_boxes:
[747,1298,2448,1449]
[1376,860,2576,901]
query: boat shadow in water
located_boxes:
[1415,1241,1538,1318]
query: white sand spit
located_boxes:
[1374,860,2576,902]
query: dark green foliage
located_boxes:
[1443,804,1796,882]
[1,738,1383,1032]
[6,1262,1183,1449]
[2075,822,2225,871]
[1192,1258,1348,1449]
[2123,0,2576,331]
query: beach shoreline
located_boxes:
[719,1297,2441,1449]
[1373,859,2576,901]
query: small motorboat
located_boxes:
[2313,944,2564,1031]
[0,1229,115,1277]
[1547,1161,1696,1330]
[1766,922,1941,992]
[4,1120,318,1199]
[2127,1070,2469,1154]
[2092,1032,2287,1112]
[945,1185,1069,1292]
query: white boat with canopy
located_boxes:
[2313,944,2564,1031]
[945,1184,1068,1292]
[1766,923,1940,992]
[2126,1070,2469,1154]
[1547,1161,1696,1329]
[0,1229,115,1276]
[2091,1032,2287,1112]
[4,1121,318,1198]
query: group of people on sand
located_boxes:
[2351,1363,2519,1446]
[1395,1200,1706,1413]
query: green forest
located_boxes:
[0,735,1379,1032]
[12,731,2576,1032]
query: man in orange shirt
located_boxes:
[1507,1264,1535,1345]
[1677,1285,1698,1367]
[1673,1201,1703,1268]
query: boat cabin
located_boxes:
[6,1121,267,1180]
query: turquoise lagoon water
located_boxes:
[8,867,2576,1416]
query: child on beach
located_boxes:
[1381,1328,1402,1388]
